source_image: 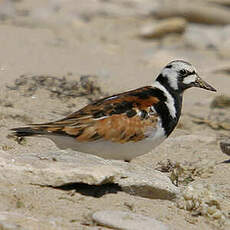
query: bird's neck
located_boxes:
[152,78,183,136]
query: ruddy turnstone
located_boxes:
[12,60,216,161]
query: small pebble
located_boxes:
[140,17,187,39]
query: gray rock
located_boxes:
[0,150,178,200]
[0,150,121,186]
[92,210,171,230]
[117,164,178,200]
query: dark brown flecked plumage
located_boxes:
[12,86,160,143]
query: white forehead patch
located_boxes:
[162,68,178,90]
[169,61,195,72]
[183,74,196,85]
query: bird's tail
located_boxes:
[11,127,46,137]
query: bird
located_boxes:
[11,60,216,161]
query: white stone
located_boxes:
[92,210,171,230]
[0,150,178,200]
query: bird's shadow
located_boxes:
[53,183,122,198]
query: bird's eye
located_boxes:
[179,69,188,76]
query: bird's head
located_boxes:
[156,60,216,93]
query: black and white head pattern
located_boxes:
[160,60,198,92]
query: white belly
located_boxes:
[40,120,166,161]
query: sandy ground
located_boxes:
[0,0,230,229]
